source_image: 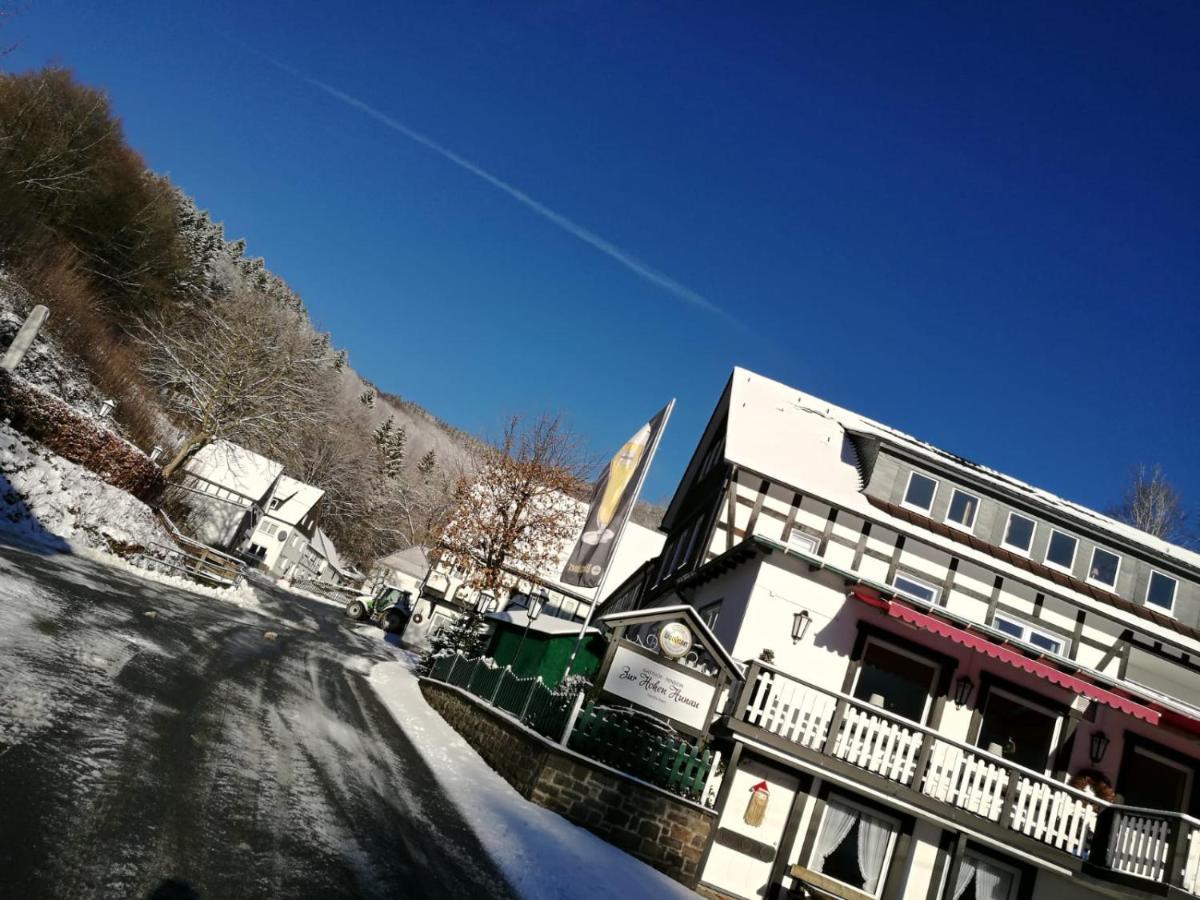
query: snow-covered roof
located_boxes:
[376,545,431,579]
[723,368,1200,573]
[185,440,282,504]
[265,475,324,526]
[487,608,601,636]
[310,527,362,579]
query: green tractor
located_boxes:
[345,585,413,634]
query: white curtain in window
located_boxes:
[952,855,977,900]
[814,801,857,872]
[972,860,1012,900]
[856,812,893,893]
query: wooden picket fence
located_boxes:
[426,653,712,799]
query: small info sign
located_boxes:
[602,644,717,732]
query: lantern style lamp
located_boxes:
[1089,731,1110,764]
[791,610,811,644]
[513,591,547,669]
[954,675,975,707]
[476,592,497,614]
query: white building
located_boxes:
[369,545,431,597]
[613,368,1200,900]
[407,492,665,646]
[176,440,282,550]
[243,475,325,578]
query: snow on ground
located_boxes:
[0,421,168,553]
[369,654,700,900]
[0,421,262,610]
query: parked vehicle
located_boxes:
[345,585,412,634]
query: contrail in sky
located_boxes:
[260,55,733,323]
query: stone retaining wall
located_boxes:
[420,678,716,887]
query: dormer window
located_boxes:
[1044,530,1078,574]
[1088,547,1121,589]
[1002,512,1036,555]
[945,489,980,532]
[902,472,938,514]
[1146,571,1178,613]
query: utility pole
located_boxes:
[1,305,50,373]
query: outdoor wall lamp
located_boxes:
[954,675,974,707]
[791,610,811,644]
[1090,731,1111,764]
[475,593,497,614]
[528,591,547,621]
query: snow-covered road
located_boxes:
[0,542,516,899]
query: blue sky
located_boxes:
[7,2,1199,515]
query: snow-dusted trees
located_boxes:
[435,414,590,596]
[1112,464,1193,546]
[132,287,344,478]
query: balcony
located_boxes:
[729,661,1200,895]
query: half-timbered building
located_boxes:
[610,368,1200,900]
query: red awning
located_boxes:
[1153,706,1200,738]
[885,602,1162,725]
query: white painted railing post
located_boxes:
[560,690,586,747]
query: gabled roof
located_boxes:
[599,604,744,679]
[266,475,324,526]
[311,527,356,578]
[693,367,1200,574]
[185,440,282,503]
[375,545,431,579]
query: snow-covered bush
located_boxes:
[0,370,164,503]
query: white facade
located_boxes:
[243,475,325,577]
[176,440,283,550]
[629,369,1200,900]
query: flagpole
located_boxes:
[565,398,675,676]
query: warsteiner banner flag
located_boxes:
[562,402,672,589]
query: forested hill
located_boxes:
[0,66,479,563]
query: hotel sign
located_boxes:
[601,644,717,732]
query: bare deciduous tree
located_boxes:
[131,288,343,478]
[1111,464,1193,547]
[435,414,591,595]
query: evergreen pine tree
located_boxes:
[359,389,376,408]
[417,448,436,479]
[373,417,407,478]
[419,609,489,673]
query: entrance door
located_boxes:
[851,639,940,724]
[1120,746,1193,812]
[975,688,1061,773]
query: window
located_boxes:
[976,687,1061,773]
[1044,530,1078,573]
[892,572,940,605]
[1001,512,1036,555]
[1146,571,1178,612]
[852,639,940,723]
[698,600,721,630]
[268,497,281,511]
[992,613,1066,655]
[808,796,899,898]
[945,489,980,531]
[1087,547,1121,589]
[787,529,820,555]
[950,851,1020,900]
[902,471,938,514]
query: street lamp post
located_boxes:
[513,591,547,674]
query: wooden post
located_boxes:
[823,698,851,756]
[733,660,762,721]
[560,690,587,747]
[1,305,49,373]
[1165,815,1192,889]
[997,765,1023,830]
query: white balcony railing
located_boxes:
[736,662,1200,892]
